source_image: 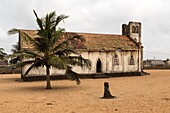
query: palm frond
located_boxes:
[24,58,44,76]
[33,10,44,30]
[9,57,20,64]
[34,37,49,52]
[55,14,69,26]
[55,47,78,56]
[11,60,35,68]
[24,64,35,76]
[11,42,20,53]
[67,56,91,69]
[65,67,80,85]
[51,28,65,45]
[48,12,56,28]
[49,56,67,69]
[14,49,42,59]
[7,52,24,60]
[0,48,7,60]
[0,48,4,51]
[49,11,56,21]
[8,28,19,35]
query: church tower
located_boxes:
[122,21,141,43]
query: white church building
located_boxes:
[19,21,143,78]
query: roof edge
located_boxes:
[19,29,123,36]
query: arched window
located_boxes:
[129,55,135,65]
[113,54,119,65]
[135,26,139,33]
[132,26,136,33]
[132,26,139,33]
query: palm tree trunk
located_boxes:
[46,66,51,89]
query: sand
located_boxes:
[0,70,170,113]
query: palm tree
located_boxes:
[9,42,20,64]
[7,42,20,74]
[0,48,7,67]
[0,48,6,60]
[8,10,91,89]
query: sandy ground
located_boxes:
[0,70,170,113]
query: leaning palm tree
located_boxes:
[8,10,91,89]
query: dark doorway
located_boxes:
[96,59,102,73]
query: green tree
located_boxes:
[0,48,7,67]
[9,42,20,64]
[8,10,91,89]
[0,48,6,60]
[7,42,21,74]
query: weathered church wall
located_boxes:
[71,50,141,74]
[21,49,141,77]
[72,51,107,74]
[123,50,138,72]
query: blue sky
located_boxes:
[0,0,170,59]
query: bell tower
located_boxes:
[122,21,141,43]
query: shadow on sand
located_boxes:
[23,85,78,91]
[6,84,79,93]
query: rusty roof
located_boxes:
[19,30,139,51]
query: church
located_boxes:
[19,21,143,78]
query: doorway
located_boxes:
[96,59,102,73]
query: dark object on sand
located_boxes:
[102,82,116,99]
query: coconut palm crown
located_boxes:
[8,10,91,89]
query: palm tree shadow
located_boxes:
[53,85,79,90]
[1,75,80,93]
[17,85,79,92]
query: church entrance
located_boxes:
[96,59,102,73]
